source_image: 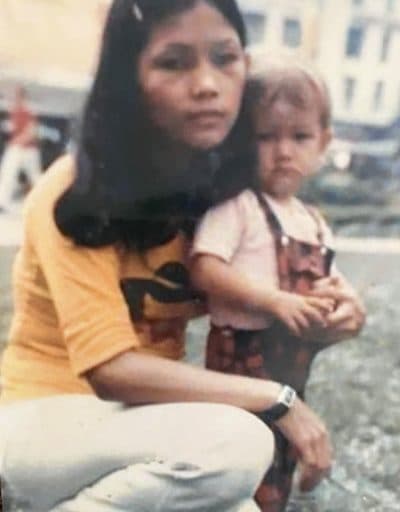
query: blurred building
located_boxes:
[239,0,400,138]
[2,0,400,148]
[0,0,111,167]
[0,0,111,116]
[237,0,319,63]
[317,0,400,133]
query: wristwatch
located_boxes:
[260,385,297,423]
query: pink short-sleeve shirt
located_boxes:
[191,189,334,330]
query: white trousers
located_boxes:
[0,143,41,208]
[0,395,274,512]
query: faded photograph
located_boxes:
[0,1,397,511]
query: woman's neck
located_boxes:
[148,135,216,200]
[150,137,195,179]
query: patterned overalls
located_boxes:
[206,194,335,512]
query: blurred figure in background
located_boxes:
[0,86,41,212]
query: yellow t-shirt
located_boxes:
[0,156,203,404]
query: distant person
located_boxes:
[0,86,41,212]
[191,59,365,511]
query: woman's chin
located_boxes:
[185,130,229,152]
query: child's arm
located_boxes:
[191,253,334,337]
[307,271,365,344]
[304,209,365,344]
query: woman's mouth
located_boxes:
[186,110,225,126]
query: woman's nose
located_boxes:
[190,61,219,99]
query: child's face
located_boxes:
[255,99,331,200]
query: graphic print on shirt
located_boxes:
[120,261,200,321]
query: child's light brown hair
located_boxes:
[247,55,332,130]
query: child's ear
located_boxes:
[320,128,333,151]
[244,52,251,75]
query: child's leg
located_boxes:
[206,326,298,512]
[254,426,298,512]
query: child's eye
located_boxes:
[294,132,312,141]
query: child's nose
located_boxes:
[276,138,292,158]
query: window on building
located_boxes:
[380,28,392,61]
[386,0,396,12]
[397,86,400,115]
[373,81,385,110]
[346,26,364,57]
[283,18,302,48]
[344,77,356,108]
[243,12,266,45]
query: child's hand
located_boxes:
[311,276,340,295]
[270,290,335,337]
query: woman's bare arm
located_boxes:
[86,349,331,491]
[86,350,282,408]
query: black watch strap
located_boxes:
[260,385,297,423]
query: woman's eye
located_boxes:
[155,56,191,71]
[257,133,274,142]
[211,51,240,67]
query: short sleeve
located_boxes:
[191,192,247,263]
[25,164,138,376]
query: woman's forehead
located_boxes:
[143,2,241,52]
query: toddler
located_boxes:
[191,59,354,512]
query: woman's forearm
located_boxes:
[86,349,333,490]
[86,350,281,411]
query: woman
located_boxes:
[0,1,364,511]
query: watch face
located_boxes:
[280,386,296,408]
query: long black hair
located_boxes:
[55,0,252,250]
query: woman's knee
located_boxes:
[214,404,274,469]
[196,404,274,502]
[135,403,274,510]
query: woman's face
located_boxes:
[137,1,248,151]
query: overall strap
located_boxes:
[303,204,325,245]
[303,204,335,274]
[254,190,284,238]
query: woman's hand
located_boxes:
[302,275,366,344]
[275,397,333,491]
